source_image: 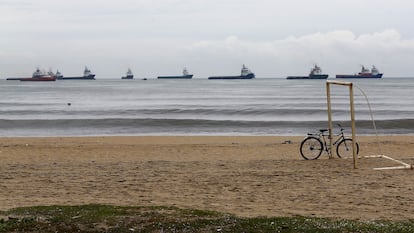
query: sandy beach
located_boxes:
[1,136,413,220]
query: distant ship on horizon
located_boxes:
[57,66,96,80]
[157,68,193,79]
[336,65,383,79]
[6,67,56,81]
[208,65,255,80]
[286,64,329,80]
[121,68,134,79]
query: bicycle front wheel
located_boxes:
[300,137,323,160]
[336,138,359,158]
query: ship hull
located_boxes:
[21,77,56,81]
[287,74,328,80]
[57,75,96,80]
[336,73,383,79]
[208,74,255,80]
[122,75,134,79]
[7,77,56,81]
[157,75,193,79]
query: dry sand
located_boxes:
[1,136,413,220]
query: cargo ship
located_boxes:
[121,68,134,79]
[208,65,255,79]
[286,65,329,80]
[157,68,193,79]
[57,66,96,80]
[6,68,56,81]
[336,65,383,79]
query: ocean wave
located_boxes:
[1,118,413,136]
[1,107,412,121]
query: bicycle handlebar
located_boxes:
[308,124,345,136]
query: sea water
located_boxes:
[0,78,413,136]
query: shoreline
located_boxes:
[1,135,414,220]
[1,131,414,137]
[1,133,414,138]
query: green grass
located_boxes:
[1,204,413,232]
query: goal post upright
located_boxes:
[326,81,333,159]
[326,80,358,169]
[349,82,357,169]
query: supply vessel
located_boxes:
[157,68,193,79]
[336,65,383,79]
[208,65,255,79]
[287,65,328,79]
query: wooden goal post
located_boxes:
[326,80,358,169]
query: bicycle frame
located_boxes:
[321,131,345,157]
[307,126,346,157]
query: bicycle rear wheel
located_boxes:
[336,138,359,158]
[300,137,323,160]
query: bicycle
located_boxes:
[300,124,359,160]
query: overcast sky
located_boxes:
[1,0,414,78]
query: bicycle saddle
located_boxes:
[319,129,328,133]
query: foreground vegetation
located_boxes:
[1,205,413,232]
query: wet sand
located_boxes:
[1,136,413,220]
